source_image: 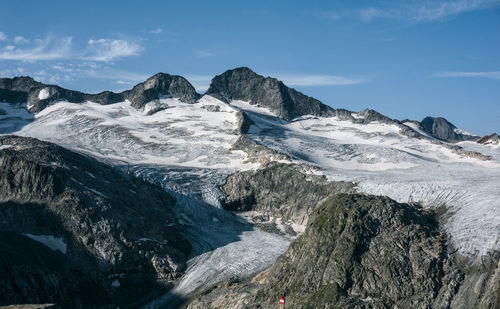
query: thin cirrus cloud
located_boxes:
[0,32,7,41]
[413,0,500,22]
[0,36,74,61]
[0,34,143,62]
[194,50,215,58]
[431,71,500,79]
[84,38,143,61]
[150,28,163,34]
[274,74,367,87]
[323,0,500,23]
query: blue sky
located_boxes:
[0,0,499,135]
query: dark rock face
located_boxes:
[421,116,479,142]
[0,231,106,307]
[0,72,198,113]
[0,135,190,307]
[121,73,199,109]
[206,67,336,121]
[477,133,500,145]
[222,163,355,225]
[188,194,499,309]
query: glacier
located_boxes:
[1,92,499,303]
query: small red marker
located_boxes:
[280,296,285,308]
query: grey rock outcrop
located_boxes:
[121,73,198,109]
[188,194,499,309]
[222,162,355,226]
[421,116,479,142]
[0,135,190,307]
[206,67,337,121]
[477,133,499,145]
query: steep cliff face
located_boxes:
[0,135,190,308]
[420,116,479,142]
[222,162,355,226]
[188,194,499,309]
[206,67,336,121]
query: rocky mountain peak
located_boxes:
[477,132,500,145]
[206,67,335,121]
[421,116,479,142]
[121,72,198,109]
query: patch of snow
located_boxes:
[38,88,52,100]
[138,237,168,244]
[24,234,67,254]
[84,186,108,198]
[351,112,364,119]
[403,121,436,140]
[86,171,96,178]
[0,144,13,150]
[454,128,477,137]
[70,177,83,185]
[111,279,120,288]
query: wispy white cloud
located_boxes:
[84,38,143,62]
[414,0,500,22]
[358,8,395,22]
[317,11,341,21]
[0,32,7,41]
[194,50,214,58]
[150,28,163,34]
[324,0,500,23]
[0,36,73,61]
[431,71,500,79]
[273,74,367,86]
[0,35,142,62]
[14,36,29,44]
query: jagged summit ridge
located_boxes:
[0,67,484,143]
[421,116,479,142]
[0,72,198,112]
[206,67,337,121]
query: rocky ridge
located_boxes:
[0,135,190,308]
[188,194,499,309]
[0,73,198,113]
[477,133,500,145]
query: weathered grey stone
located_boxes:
[222,162,355,225]
[188,194,499,309]
[0,135,190,307]
[421,116,479,142]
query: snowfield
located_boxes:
[1,94,499,302]
[234,101,500,260]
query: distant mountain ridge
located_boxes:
[0,73,197,113]
[0,67,490,143]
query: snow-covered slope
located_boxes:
[1,88,498,299]
[234,101,500,259]
[0,96,291,302]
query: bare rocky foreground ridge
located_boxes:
[0,67,499,308]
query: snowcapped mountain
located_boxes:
[1,67,499,308]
